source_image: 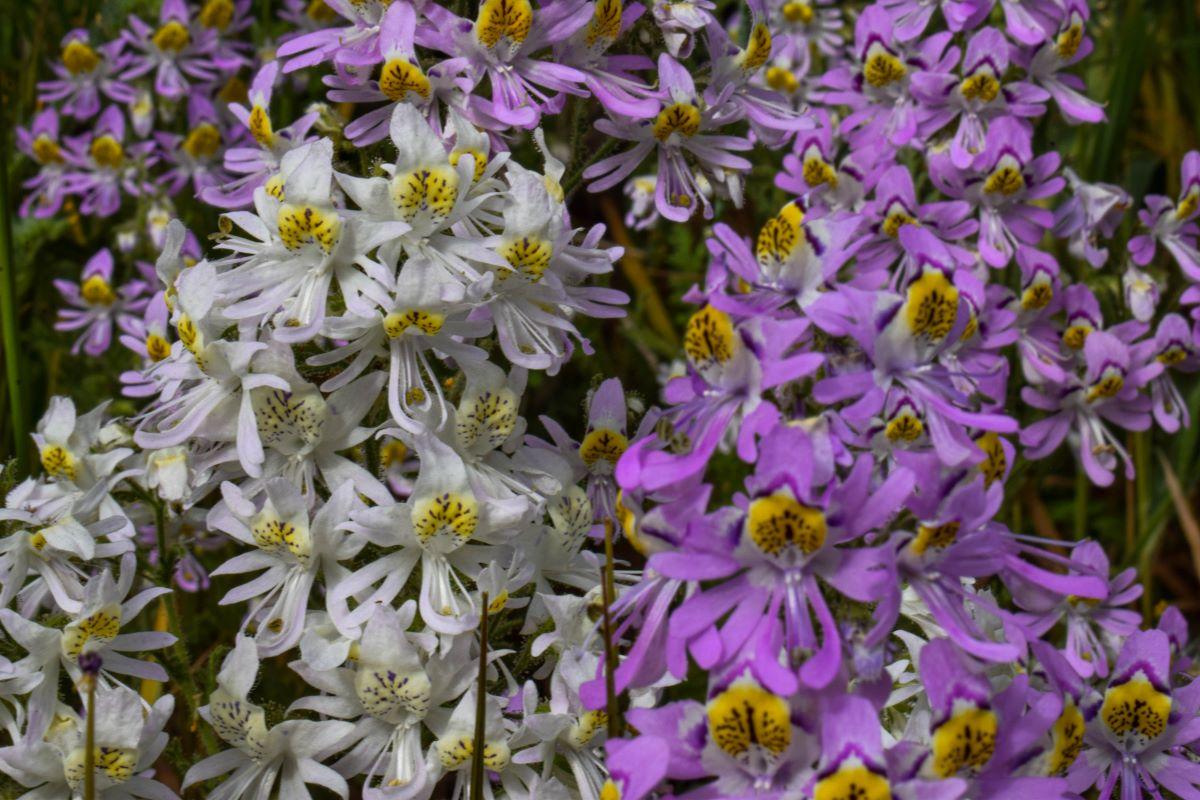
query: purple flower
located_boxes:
[585,53,752,221]
[15,108,70,218]
[37,29,135,120]
[54,249,148,357]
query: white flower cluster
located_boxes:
[0,103,639,800]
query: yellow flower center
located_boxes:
[883,208,918,238]
[278,204,342,253]
[383,309,445,338]
[62,40,100,75]
[380,59,432,102]
[1086,368,1124,403]
[199,0,235,29]
[756,202,805,268]
[81,274,117,306]
[152,20,191,53]
[567,710,608,747]
[684,305,738,370]
[90,135,124,168]
[959,71,1000,103]
[1047,701,1084,775]
[803,154,839,188]
[1021,275,1053,310]
[580,427,628,470]
[1055,23,1083,60]
[476,0,533,49]
[707,679,792,762]
[746,492,827,556]
[904,268,959,341]
[64,746,137,789]
[183,122,222,160]
[586,0,622,48]
[813,764,893,800]
[600,780,622,800]
[455,388,519,452]
[412,492,479,547]
[885,408,924,442]
[766,66,799,93]
[248,105,274,147]
[930,704,997,777]
[652,103,702,141]
[983,161,1025,197]
[864,47,907,88]
[354,666,432,720]
[499,236,554,281]
[392,167,460,225]
[32,134,63,165]
[909,521,960,555]
[381,439,409,467]
[1062,323,1092,350]
[62,605,121,660]
[737,23,772,72]
[449,148,488,182]
[975,433,1007,486]
[145,333,171,361]
[782,1,814,24]
[251,509,312,564]
[1101,676,1171,748]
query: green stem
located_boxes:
[563,137,622,200]
[1073,468,1088,540]
[601,519,621,740]
[471,593,489,800]
[0,130,26,473]
[84,676,96,799]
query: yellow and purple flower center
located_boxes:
[746,492,827,556]
[62,39,101,75]
[475,0,533,50]
[930,701,997,777]
[707,678,792,764]
[653,103,702,141]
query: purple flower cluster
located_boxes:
[595,1,1200,799]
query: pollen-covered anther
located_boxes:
[277,203,342,253]
[652,103,702,141]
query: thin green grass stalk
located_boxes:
[0,136,26,473]
[471,593,489,800]
[601,519,621,740]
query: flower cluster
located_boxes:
[5,0,1200,799]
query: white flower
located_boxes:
[208,478,365,655]
[184,636,356,800]
[0,685,177,800]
